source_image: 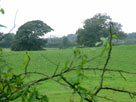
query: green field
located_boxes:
[2,45,136,102]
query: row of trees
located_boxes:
[0,13,127,50]
[0,33,15,48]
[46,34,77,48]
[113,32,136,45]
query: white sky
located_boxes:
[0,0,136,37]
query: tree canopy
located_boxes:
[11,20,53,51]
[76,13,126,47]
[0,33,15,48]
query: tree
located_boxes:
[46,34,77,48]
[11,20,53,51]
[46,37,63,48]
[1,8,136,102]
[0,33,15,48]
[76,13,126,47]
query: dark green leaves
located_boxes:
[41,95,48,102]
[11,20,53,51]
[0,8,5,14]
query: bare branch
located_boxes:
[53,62,60,76]
[119,72,127,81]
[8,9,18,33]
[95,22,113,95]
[0,10,18,41]
[97,95,117,102]
[102,87,136,96]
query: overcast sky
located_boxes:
[0,0,136,37]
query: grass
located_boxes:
[2,45,136,102]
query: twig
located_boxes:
[95,22,113,95]
[8,10,18,33]
[102,87,136,96]
[97,95,117,102]
[81,68,136,75]
[0,10,18,41]
[119,72,127,81]
[61,75,92,102]
[42,54,58,66]
[53,62,60,75]
[25,52,30,73]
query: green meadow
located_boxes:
[2,45,136,102]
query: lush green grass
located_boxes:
[2,45,136,102]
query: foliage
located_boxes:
[76,13,126,47]
[46,34,77,48]
[46,37,63,48]
[0,9,48,102]
[1,8,136,102]
[0,33,15,48]
[113,32,136,45]
[11,20,53,51]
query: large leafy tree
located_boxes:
[11,20,53,51]
[76,13,126,47]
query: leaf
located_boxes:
[76,68,81,75]
[4,85,8,93]
[100,37,108,46]
[78,86,87,99]
[9,92,22,100]
[100,37,107,42]
[0,93,7,98]
[10,87,17,93]
[0,8,5,14]
[72,75,80,86]
[41,95,48,102]
[21,96,26,102]
[95,42,101,46]
[61,60,70,72]
[112,34,119,39]
[91,95,98,102]
[77,86,87,93]
[80,98,84,102]
[77,86,88,99]
[83,54,88,59]
[22,51,30,71]
[81,59,87,64]
[100,47,107,56]
[0,83,3,90]
[107,42,110,48]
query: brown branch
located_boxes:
[61,75,92,102]
[25,66,136,88]
[102,87,136,96]
[97,95,117,102]
[82,68,136,75]
[95,22,113,95]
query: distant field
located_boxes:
[2,45,136,102]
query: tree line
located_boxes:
[0,13,127,50]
